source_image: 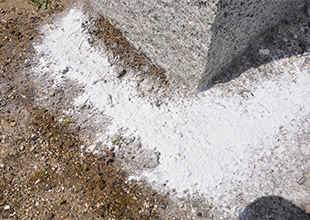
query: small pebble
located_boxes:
[4,205,10,210]
[61,67,69,74]
[296,173,306,185]
[259,49,270,55]
[305,57,310,64]
[46,184,52,191]
[19,145,25,151]
[161,203,167,209]
[113,65,126,78]
[49,90,56,97]
[29,135,38,141]
[74,125,80,131]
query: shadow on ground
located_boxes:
[203,6,310,91]
[239,196,310,220]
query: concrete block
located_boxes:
[89,0,306,91]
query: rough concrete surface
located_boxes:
[89,0,306,90]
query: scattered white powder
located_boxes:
[34,8,310,217]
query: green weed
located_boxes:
[28,0,49,10]
[64,119,73,123]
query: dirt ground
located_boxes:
[0,1,197,219]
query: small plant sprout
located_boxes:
[64,119,73,123]
[28,0,49,10]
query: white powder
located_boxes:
[34,8,310,217]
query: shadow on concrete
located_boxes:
[202,4,310,91]
[239,196,310,220]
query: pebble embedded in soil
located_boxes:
[45,184,52,191]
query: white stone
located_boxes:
[259,49,270,55]
[4,205,10,210]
